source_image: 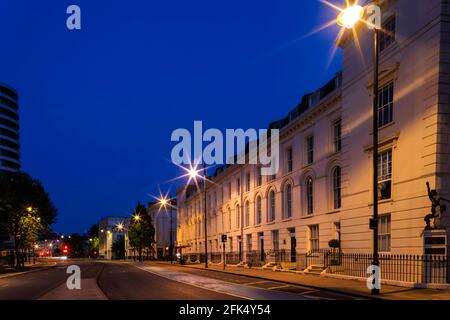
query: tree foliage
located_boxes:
[112,235,125,259]
[0,171,57,266]
[86,224,100,257]
[127,202,155,261]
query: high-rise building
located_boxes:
[0,82,20,172]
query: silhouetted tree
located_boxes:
[112,235,125,259]
[0,171,57,266]
[128,202,155,261]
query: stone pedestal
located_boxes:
[423,229,447,284]
[423,229,447,255]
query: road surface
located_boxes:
[0,259,360,300]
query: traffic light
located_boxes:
[221,234,227,243]
[63,245,69,255]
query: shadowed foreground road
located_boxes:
[0,260,359,300]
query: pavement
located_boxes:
[0,260,57,279]
[149,261,450,300]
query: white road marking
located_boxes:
[266,284,292,290]
[133,264,314,300]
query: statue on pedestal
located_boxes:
[424,182,450,230]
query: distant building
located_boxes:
[98,216,127,260]
[0,82,20,173]
[147,200,177,259]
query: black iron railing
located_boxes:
[180,250,449,284]
[328,253,449,284]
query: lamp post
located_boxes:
[336,3,380,295]
[157,196,175,263]
[203,163,208,269]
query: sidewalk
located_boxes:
[0,260,56,279]
[152,261,450,300]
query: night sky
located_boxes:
[0,0,342,234]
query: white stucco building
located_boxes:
[148,201,177,259]
[176,0,450,274]
[99,216,127,260]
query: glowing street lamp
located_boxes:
[336,4,364,29]
[172,161,209,268]
[156,193,176,264]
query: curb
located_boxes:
[150,261,382,300]
[0,263,57,280]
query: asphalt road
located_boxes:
[0,259,360,300]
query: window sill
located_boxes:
[327,209,341,214]
[282,218,293,222]
[368,198,394,207]
[379,198,394,205]
[300,215,313,219]
[266,221,276,225]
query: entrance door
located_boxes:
[259,234,265,262]
[290,236,297,262]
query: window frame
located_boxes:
[333,119,342,153]
[379,16,396,52]
[268,190,276,222]
[378,82,394,128]
[378,149,393,201]
[333,166,342,209]
[378,214,391,253]
[306,135,314,165]
[306,177,314,215]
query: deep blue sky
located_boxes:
[0,0,342,234]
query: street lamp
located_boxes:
[180,162,208,268]
[333,3,381,295]
[157,195,175,264]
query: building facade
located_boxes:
[0,82,20,173]
[147,201,177,259]
[98,216,127,260]
[176,0,450,266]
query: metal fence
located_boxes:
[328,253,449,284]
[179,250,450,284]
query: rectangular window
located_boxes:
[378,149,392,200]
[237,178,241,195]
[256,166,262,187]
[379,17,396,52]
[334,222,341,241]
[246,172,251,192]
[286,148,293,172]
[309,225,319,251]
[378,214,391,252]
[228,182,232,200]
[272,230,279,252]
[229,237,233,253]
[306,136,314,165]
[378,82,394,128]
[246,234,252,252]
[333,119,342,152]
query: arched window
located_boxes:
[306,177,314,215]
[236,205,240,229]
[228,208,232,231]
[333,166,342,209]
[284,184,292,219]
[255,196,262,225]
[245,201,250,227]
[268,190,276,222]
